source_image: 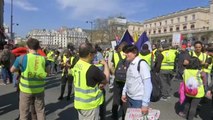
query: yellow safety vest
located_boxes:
[19,53,47,94]
[190,51,209,72]
[152,49,157,63]
[160,50,176,70]
[62,55,74,76]
[183,69,205,98]
[139,53,152,67]
[72,59,104,110]
[113,51,125,69]
[47,51,54,62]
[206,61,212,73]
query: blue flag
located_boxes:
[118,30,134,45]
[135,32,152,51]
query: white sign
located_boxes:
[172,33,182,46]
[125,108,160,120]
[160,39,165,43]
[111,41,117,50]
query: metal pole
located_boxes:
[86,21,93,42]
[10,0,13,41]
[90,21,93,42]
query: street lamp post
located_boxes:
[10,0,13,41]
[86,21,93,42]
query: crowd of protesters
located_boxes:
[0,37,213,120]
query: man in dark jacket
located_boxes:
[176,44,191,81]
[0,45,12,85]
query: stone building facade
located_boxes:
[128,1,213,45]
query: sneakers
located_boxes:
[178,112,186,118]
[167,96,171,99]
[0,83,6,85]
[160,97,168,101]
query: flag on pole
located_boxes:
[133,32,139,43]
[118,30,134,45]
[135,32,152,51]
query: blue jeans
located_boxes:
[50,62,55,74]
[127,96,142,108]
[1,67,12,84]
[13,72,19,87]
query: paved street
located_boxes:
[0,73,212,120]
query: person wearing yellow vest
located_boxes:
[178,58,205,120]
[58,50,74,101]
[152,44,158,64]
[10,38,48,120]
[206,46,213,104]
[47,49,56,75]
[139,44,153,68]
[72,43,109,120]
[189,41,211,89]
[92,44,108,120]
[159,43,176,101]
[110,42,128,120]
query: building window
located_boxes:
[150,24,151,27]
[170,27,173,32]
[149,31,151,34]
[184,16,188,22]
[177,17,180,23]
[191,24,195,29]
[154,30,156,34]
[158,29,161,33]
[192,14,195,20]
[164,28,167,33]
[176,26,180,31]
[165,20,167,25]
[183,25,187,30]
[154,23,156,27]
[171,19,173,24]
[159,22,162,26]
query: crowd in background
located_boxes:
[0,38,213,120]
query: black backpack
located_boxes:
[114,52,129,82]
[137,59,161,102]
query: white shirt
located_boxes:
[122,56,152,107]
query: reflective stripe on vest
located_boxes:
[183,69,205,98]
[19,53,47,94]
[160,50,176,70]
[205,63,212,73]
[72,59,104,110]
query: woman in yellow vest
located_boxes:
[179,57,205,120]
[190,41,210,89]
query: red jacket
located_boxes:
[11,47,46,57]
